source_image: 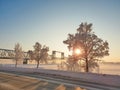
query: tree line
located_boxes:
[14,42,49,68]
[14,22,109,72]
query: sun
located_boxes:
[75,49,81,55]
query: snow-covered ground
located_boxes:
[0,64,58,70]
[0,64,120,87]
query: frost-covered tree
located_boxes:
[27,50,34,60]
[63,22,109,72]
[33,42,41,68]
[14,43,23,67]
[28,42,49,68]
[40,45,49,64]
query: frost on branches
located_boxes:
[14,43,24,67]
[28,42,49,68]
[63,22,109,72]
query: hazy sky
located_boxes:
[0,0,120,62]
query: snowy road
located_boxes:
[1,71,120,90]
[0,72,75,90]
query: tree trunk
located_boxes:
[37,60,39,68]
[15,60,17,68]
[85,58,89,72]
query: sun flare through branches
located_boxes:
[74,48,81,55]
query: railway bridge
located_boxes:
[0,48,65,64]
[0,48,29,59]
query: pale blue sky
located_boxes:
[0,0,120,62]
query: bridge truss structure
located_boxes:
[0,49,65,60]
[52,51,64,59]
[0,48,29,60]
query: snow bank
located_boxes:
[0,65,120,87]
